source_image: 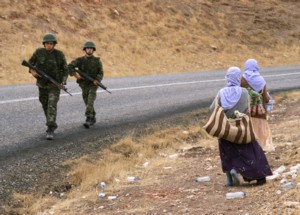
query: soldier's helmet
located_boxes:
[83,41,96,51]
[42,33,57,44]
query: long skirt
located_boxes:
[218,139,273,180]
[252,117,274,152]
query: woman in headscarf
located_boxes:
[241,59,274,152]
[210,67,272,186]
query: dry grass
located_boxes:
[4,124,213,214]
[65,125,211,191]
[1,0,300,85]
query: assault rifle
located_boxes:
[77,71,112,94]
[21,60,72,96]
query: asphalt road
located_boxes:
[0,65,299,156]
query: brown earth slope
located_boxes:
[0,0,300,85]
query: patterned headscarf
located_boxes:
[219,67,243,110]
[243,59,266,92]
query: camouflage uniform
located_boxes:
[29,34,68,133]
[68,41,103,125]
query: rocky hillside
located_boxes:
[1,0,300,85]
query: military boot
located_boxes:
[90,117,96,126]
[46,127,54,140]
[83,117,92,129]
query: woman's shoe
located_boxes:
[243,176,254,183]
[230,169,240,186]
[226,171,233,186]
[256,178,266,186]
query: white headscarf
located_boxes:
[243,59,266,92]
[219,67,243,110]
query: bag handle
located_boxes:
[215,90,252,117]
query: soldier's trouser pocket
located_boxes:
[39,86,60,128]
[80,85,98,117]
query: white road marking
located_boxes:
[1,72,299,104]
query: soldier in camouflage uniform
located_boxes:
[68,41,104,128]
[29,33,68,140]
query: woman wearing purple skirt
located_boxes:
[210,67,272,186]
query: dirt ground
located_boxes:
[17,90,297,215]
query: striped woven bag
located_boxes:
[203,95,256,144]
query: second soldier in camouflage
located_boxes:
[68,41,104,128]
